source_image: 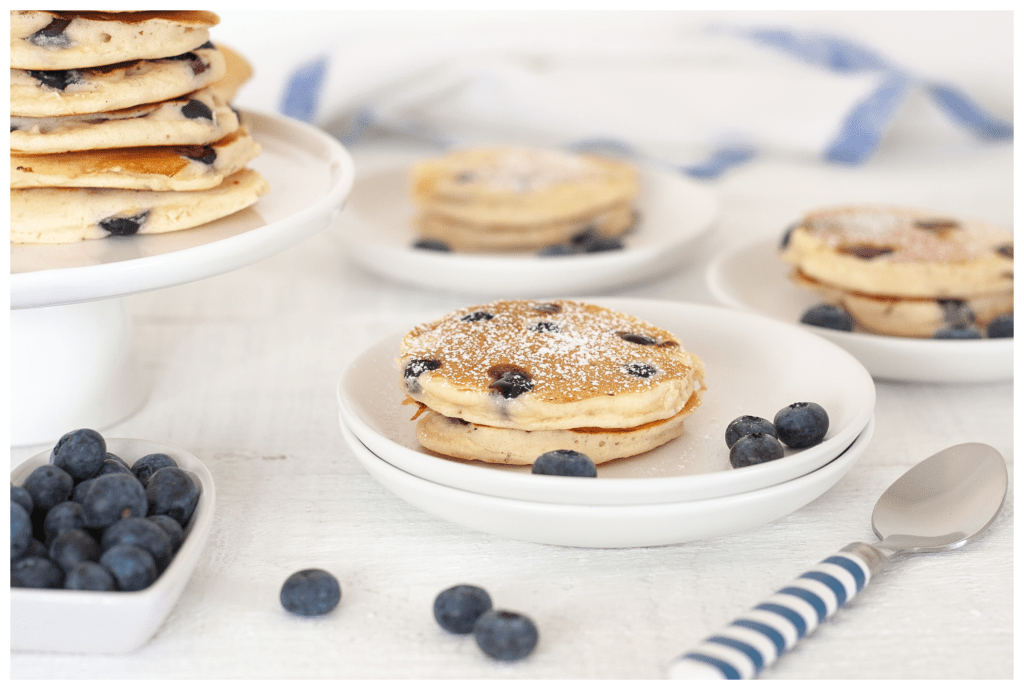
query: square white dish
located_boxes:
[10,438,216,654]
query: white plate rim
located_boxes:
[336,298,876,505]
[11,110,355,309]
[336,160,718,296]
[338,414,872,548]
[705,238,1014,383]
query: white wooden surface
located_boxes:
[9,11,1013,680]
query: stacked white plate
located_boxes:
[337,299,876,548]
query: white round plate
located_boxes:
[706,239,1013,383]
[336,163,717,297]
[337,298,875,506]
[340,415,872,548]
[11,110,355,309]
[10,438,216,654]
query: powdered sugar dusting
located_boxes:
[400,300,696,403]
[804,208,1012,263]
[454,147,603,193]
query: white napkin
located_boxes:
[272,23,1011,179]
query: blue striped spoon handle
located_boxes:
[667,542,888,679]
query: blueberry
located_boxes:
[11,556,64,589]
[280,569,342,616]
[21,464,73,513]
[618,332,658,345]
[71,476,97,505]
[624,362,657,378]
[179,144,217,165]
[987,313,1013,338]
[51,428,107,482]
[531,450,598,477]
[181,98,214,120]
[42,500,85,544]
[569,227,600,248]
[148,514,186,553]
[404,358,442,379]
[99,212,148,236]
[488,369,534,399]
[729,432,786,468]
[100,544,158,591]
[132,453,178,485]
[28,16,72,48]
[434,584,493,634]
[11,484,34,513]
[537,243,576,256]
[473,610,539,662]
[800,304,854,332]
[938,299,975,329]
[461,311,495,323]
[725,416,777,449]
[81,473,148,530]
[23,538,49,559]
[774,402,829,449]
[779,222,799,249]
[412,238,452,252]
[95,457,135,478]
[48,528,101,573]
[932,326,982,340]
[11,501,33,561]
[102,516,174,573]
[29,69,81,91]
[65,562,116,591]
[106,452,132,469]
[583,236,624,253]
[528,321,561,333]
[146,467,201,526]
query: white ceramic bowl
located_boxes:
[339,416,873,548]
[10,438,216,654]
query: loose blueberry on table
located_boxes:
[474,610,540,662]
[725,402,830,467]
[531,450,598,477]
[9,428,201,592]
[280,569,342,616]
[433,584,493,634]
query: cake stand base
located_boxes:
[10,298,147,448]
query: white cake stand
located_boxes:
[10,111,355,447]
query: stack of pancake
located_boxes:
[410,146,639,252]
[10,10,269,244]
[398,299,706,465]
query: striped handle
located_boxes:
[667,542,888,679]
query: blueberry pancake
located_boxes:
[10,42,227,117]
[10,168,270,244]
[12,127,261,192]
[10,87,240,154]
[11,11,220,70]
[410,146,639,252]
[780,205,1013,337]
[398,300,705,465]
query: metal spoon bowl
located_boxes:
[669,442,1008,679]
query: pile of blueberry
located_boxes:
[536,227,624,257]
[10,428,201,592]
[434,584,539,662]
[726,402,830,469]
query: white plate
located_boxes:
[10,439,216,654]
[337,298,875,506]
[706,239,1014,383]
[340,415,872,548]
[336,162,717,297]
[11,110,355,309]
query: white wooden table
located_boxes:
[10,136,1012,679]
[9,11,1013,679]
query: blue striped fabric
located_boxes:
[278,26,1010,180]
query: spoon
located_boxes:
[667,442,1008,679]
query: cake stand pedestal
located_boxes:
[10,111,355,448]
